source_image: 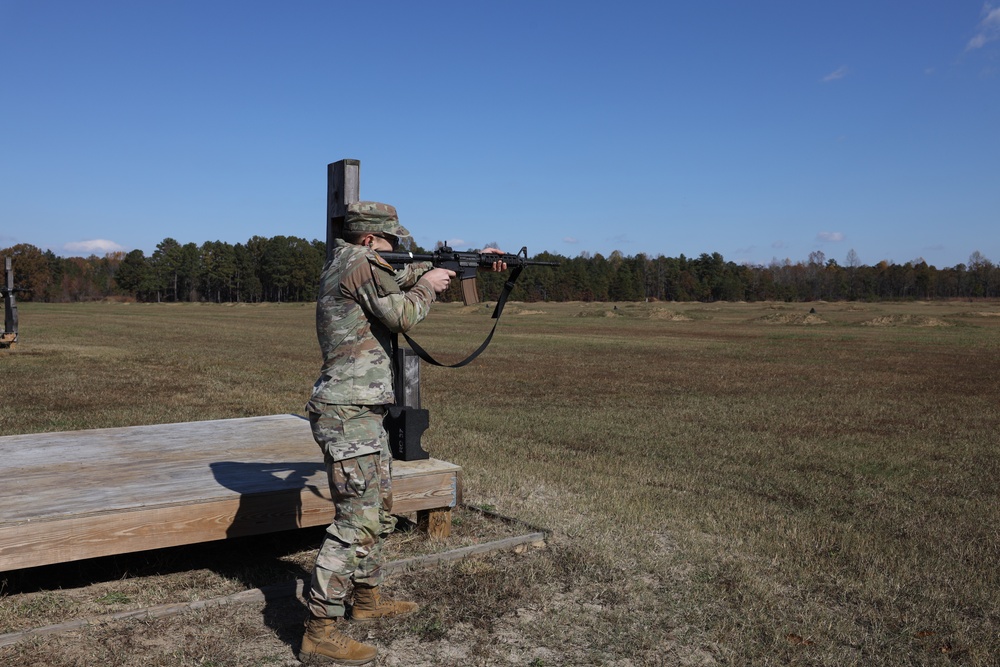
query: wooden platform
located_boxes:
[0,414,462,573]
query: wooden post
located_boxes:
[393,346,422,409]
[1,257,17,349]
[326,159,360,262]
[417,508,452,540]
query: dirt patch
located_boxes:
[456,303,496,315]
[952,311,1000,318]
[574,309,622,318]
[454,303,542,316]
[649,309,692,321]
[574,308,692,321]
[755,313,828,325]
[860,315,952,327]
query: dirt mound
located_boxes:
[573,308,623,318]
[457,303,499,315]
[953,311,1000,318]
[648,309,692,321]
[755,313,827,325]
[860,315,952,327]
[575,307,692,321]
[455,303,543,316]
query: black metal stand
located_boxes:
[387,344,430,461]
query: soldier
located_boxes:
[300,201,505,665]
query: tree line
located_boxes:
[3,239,999,304]
[1,237,325,304]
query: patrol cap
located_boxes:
[344,201,412,243]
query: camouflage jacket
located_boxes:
[307,239,434,411]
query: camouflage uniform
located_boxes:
[306,202,434,619]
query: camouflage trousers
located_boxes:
[307,405,395,619]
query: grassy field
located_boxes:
[1,300,998,666]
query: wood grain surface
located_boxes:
[0,414,460,571]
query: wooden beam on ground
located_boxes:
[0,530,547,648]
[0,415,461,572]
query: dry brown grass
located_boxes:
[2,300,999,666]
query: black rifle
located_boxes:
[380,246,559,368]
[380,246,559,306]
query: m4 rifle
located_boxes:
[380,245,558,306]
[380,245,559,368]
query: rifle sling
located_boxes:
[401,264,524,368]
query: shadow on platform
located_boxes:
[209,460,331,649]
[210,460,328,536]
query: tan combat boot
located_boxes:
[299,615,377,665]
[350,585,419,622]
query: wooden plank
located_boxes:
[1,415,321,521]
[0,416,459,521]
[0,462,458,572]
[393,468,459,512]
[384,532,547,574]
[0,415,460,572]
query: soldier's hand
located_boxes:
[422,268,457,294]
[481,247,508,272]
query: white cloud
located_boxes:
[817,231,845,242]
[822,66,848,82]
[63,239,126,255]
[562,237,579,244]
[444,238,466,249]
[967,4,1000,50]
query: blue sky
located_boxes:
[2,1,998,268]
